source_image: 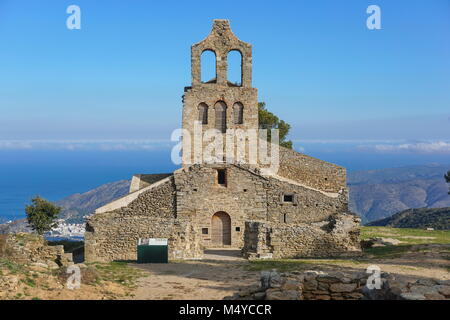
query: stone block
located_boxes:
[330,283,357,293]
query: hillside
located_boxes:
[55,180,130,223]
[0,218,30,234]
[348,164,450,223]
[0,180,130,233]
[366,207,450,230]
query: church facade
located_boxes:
[84,20,360,263]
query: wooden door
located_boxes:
[211,212,231,246]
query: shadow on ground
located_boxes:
[125,244,449,300]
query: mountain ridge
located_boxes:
[348,164,450,223]
[366,207,450,230]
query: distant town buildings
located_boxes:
[46,219,85,239]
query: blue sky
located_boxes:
[0,0,449,148]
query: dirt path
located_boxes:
[131,249,260,300]
[369,244,450,281]
[129,245,450,300]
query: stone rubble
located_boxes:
[226,270,450,300]
[0,233,73,268]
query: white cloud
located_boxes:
[370,141,450,154]
[0,140,174,151]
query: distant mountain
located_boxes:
[366,207,450,230]
[348,164,450,223]
[0,218,30,234]
[55,180,130,223]
[0,180,130,233]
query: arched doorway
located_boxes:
[211,212,231,246]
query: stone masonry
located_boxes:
[0,233,73,268]
[228,270,450,301]
[84,20,361,263]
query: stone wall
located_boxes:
[265,175,348,224]
[0,233,73,268]
[182,19,346,197]
[85,214,202,262]
[182,19,259,167]
[277,146,347,193]
[191,19,252,87]
[230,270,450,300]
[86,163,353,262]
[174,164,267,248]
[174,164,349,249]
[119,177,177,219]
[96,176,176,216]
[181,80,259,167]
[243,213,361,259]
[85,177,204,262]
[129,173,172,193]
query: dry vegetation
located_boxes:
[247,227,450,280]
[0,258,145,300]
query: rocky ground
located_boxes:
[129,243,450,300]
[129,227,450,300]
[0,233,143,300]
[0,261,131,300]
[132,249,260,300]
[1,227,449,300]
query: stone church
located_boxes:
[85,20,360,263]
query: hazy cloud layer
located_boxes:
[0,140,174,151]
[1,139,449,155]
[361,141,450,154]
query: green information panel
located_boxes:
[137,238,168,263]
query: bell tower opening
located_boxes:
[227,50,242,86]
[201,50,216,83]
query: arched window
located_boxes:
[198,103,208,125]
[201,50,216,83]
[227,50,242,86]
[214,101,227,133]
[233,102,244,124]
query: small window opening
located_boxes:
[235,227,241,232]
[283,214,287,223]
[202,228,209,235]
[214,101,227,133]
[283,195,294,202]
[198,103,208,125]
[217,169,226,185]
[233,102,244,125]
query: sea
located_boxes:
[1,142,449,222]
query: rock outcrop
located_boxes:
[0,233,73,268]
